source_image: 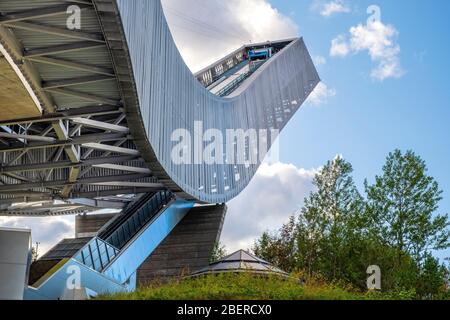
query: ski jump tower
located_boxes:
[0,0,319,299]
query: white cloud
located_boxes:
[330,20,404,81]
[162,0,299,72]
[221,162,317,252]
[312,0,351,17]
[330,35,350,57]
[0,216,74,256]
[313,55,327,66]
[306,82,337,106]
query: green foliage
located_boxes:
[253,150,450,300]
[31,247,39,262]
[254,156,370,287]
[209,242,228,263]
[366,288,417,300]
[98,273,404,301]
[365,149,450,263]
[416,254,448,299]
[297,156,365,280]
[253,216,298,272]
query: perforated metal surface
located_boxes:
[116,0,320,203]
[0,0,320,214]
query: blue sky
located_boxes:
[270,0,450,259]
[2,0,448,261]
[164,0,449,260]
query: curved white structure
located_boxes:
[0,0,319,214]
[117,0,320,203]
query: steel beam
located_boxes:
[0,173,153,192]
[24,42,105,58]
[0,132,55,143]
[89,182,162,188]
[45,88,121,106]
[80,114,127,160]
[69,198,126,209]
[0,4,90,24]
[70,188,164,199]
[0,133,129,153]
[0,155,140,174]
[3,21,105,43]
[62,166,81,197]
[52,120,80,163]
[71,117,129,133]
[81,143,139,155]
[26,56,114,76]
[92,164,150,174]
[2,206,86,215]
[42,75,114,89]
[0,106,123,126]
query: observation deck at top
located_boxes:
[197,40,293,97]
[0,0,320,216]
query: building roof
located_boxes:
[40,238,91,261]
[191,250,289,277]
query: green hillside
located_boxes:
[98,273,417,301]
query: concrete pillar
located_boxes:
[137,204,227,285]
[75,213,116,238]
[0,227,31,300]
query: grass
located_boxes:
[97,273,415,300]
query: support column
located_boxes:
[137,204,227,285]
[75,213,117,238]
[0,227,31,300]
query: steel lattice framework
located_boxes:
[0,0,319,216]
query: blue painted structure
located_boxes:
[25,197,194,300]
[249,48,273,61]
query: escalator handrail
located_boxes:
[99,191,175,245]
[97,192,157,239]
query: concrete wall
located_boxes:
[75,213,117,238]
[137,204,227,285]
[0,227,31,300]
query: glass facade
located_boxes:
[102,191,173,250]
[73,191,174,273]
[73,238,119,273]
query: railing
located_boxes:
[217,62,264,97]
[70,191,174,274]
[97,192,155,240]
[101,191,174,250]
[73,237,120,273]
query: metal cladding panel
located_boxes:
[115,0,320,203]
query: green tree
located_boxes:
[252,152,450,298]
[365,150,450,264]
[416,254,448,299]
[31,247,39,262]
[209,242,227,263]
[297,156,365,280]
[253,232,275,262]
[253,216,298,272]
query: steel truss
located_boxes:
[0,0,162,216]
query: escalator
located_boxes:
[99,191,174,249]
[71,191,175,273]
[26,191,193,300]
